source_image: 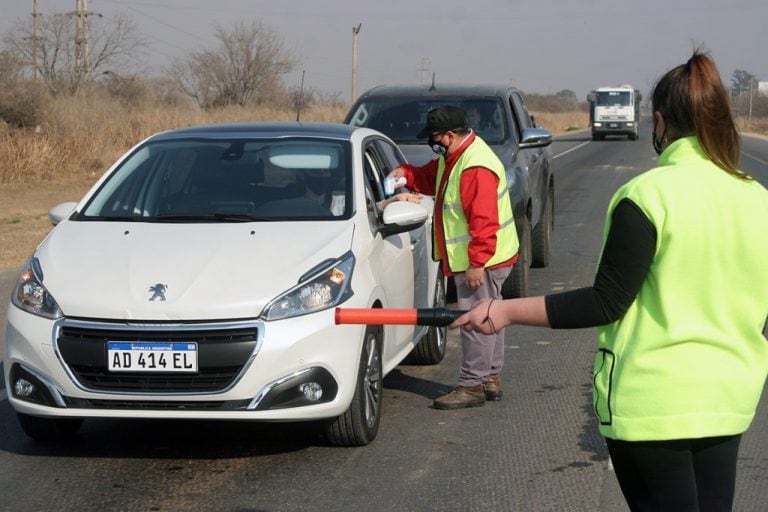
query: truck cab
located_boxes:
[587,85,641,141]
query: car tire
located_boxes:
[502,215,530,299]
[17,413,83,442]
[531,186,553,268]
[324,325,383,446]
[406,269,447,365]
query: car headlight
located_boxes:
[261,252,355,321]
[12,258,63,319]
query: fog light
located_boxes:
[14,378,36,398]
[300,382,323,401]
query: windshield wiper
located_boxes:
[154,213,275,222]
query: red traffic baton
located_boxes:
[334,307,467,327]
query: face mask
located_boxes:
[428,137,447,155]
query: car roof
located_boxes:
[356,83,517,99]
[149,122,362,142]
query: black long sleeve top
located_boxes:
[544,198,657,328]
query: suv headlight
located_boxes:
[261,252,355,321]
[12,258,63,319]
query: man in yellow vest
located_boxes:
[389,106,520,409]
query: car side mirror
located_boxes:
[518,127,553,149]
[49,202,78,225]
[378,201,429,237]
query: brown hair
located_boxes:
[652,49,748,179]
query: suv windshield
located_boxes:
[347,97,508,144]
[79,138,351,222]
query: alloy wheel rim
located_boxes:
[363,335,381,428]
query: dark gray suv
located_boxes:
[345,84,554,298]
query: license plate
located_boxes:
[107,342,198,372]
[608,123,619,128]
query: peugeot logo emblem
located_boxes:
[149,283,168,301]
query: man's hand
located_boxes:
[464,266,485,289]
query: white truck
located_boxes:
[587,85,641,141]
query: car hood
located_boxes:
[34,221,355,321]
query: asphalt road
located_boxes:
[0,127,766,512]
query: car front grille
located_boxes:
[56,319,262,394]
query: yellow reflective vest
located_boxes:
[593,136,768,441]
[435,135,518,272]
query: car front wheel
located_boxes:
[324,325,383,446]
[531,186,553,268]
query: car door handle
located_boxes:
[530,154,538,163]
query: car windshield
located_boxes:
[347,97,508,144]
[79,138,352,222]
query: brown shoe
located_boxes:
[433,385,485,410]
[483,375,502,401]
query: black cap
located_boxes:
[417,106,468,139]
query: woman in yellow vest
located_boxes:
[452,50,768,511]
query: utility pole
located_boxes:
[32,0,42,80]
[351,23,361,104]
[69,0,99,80]
[418,58,430,84]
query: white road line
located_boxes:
[743,151,768,166]
[553,140,590,160]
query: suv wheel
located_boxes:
[531,186,553,268]
[324,325,383,446]
[502,215,530,299]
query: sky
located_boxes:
[3,0,768,104]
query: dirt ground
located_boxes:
[0,177,96,272]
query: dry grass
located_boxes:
[0,98,761,272]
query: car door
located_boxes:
[374,138,435,311]
[362,138,418,361]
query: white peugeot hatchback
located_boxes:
[4,122,447,446]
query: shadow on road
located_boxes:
[383,367,452,400]
[0,398,331,459]
[0,365,454,459]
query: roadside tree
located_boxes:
[1,13,146,95]
[170,21,296,108]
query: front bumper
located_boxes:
[4,305,364,421]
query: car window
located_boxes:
[507,97,524,142]
[79,138,352,221]
[510,92,533,133]
[374,139,406,171]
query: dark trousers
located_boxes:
[606,434,741,512]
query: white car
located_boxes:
[4,122,447,446]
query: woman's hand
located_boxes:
[449,298,502,334]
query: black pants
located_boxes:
[606,434,741,512]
